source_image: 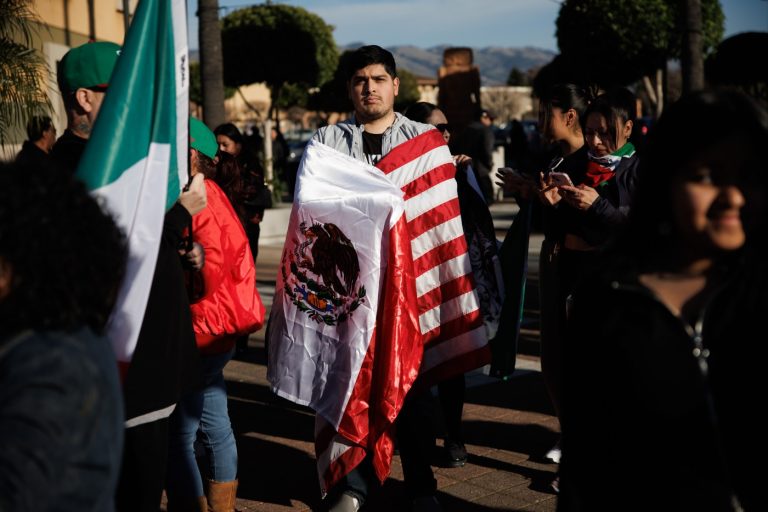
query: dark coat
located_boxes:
[50,130,88,175]
[0,328,123,511]
[558,250,767,511]
[553,151,640,249]
[15,140,51,168]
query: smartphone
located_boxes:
[547,156,564,173]
[548,171,573,187]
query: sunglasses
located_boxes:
[435,123,450,133]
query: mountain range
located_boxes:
[348,44,556,86]
[190,45,557,87]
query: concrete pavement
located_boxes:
[220,198,559,511]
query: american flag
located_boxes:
[376,129,490,386]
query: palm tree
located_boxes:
[681,0,705,93]
[0,0,52,147]
[197,0,226,128]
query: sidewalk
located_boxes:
[222,199,559,511]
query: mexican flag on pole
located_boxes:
[75,0,189,364]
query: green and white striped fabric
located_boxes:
[76,0,189,363]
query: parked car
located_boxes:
[284,130,313,201]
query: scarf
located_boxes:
[584,142,635,188]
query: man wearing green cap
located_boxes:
[51,41,121,174]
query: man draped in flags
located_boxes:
[51,0,205,509]
[268,45,489,512]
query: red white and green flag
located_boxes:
[75,0,189,364]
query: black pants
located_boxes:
[246,222,260,262]
[396,386,438,498]
[115,417,170,512]
[437,374,465,442]
[331,386,438,504]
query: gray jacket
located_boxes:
[312,113,432,161]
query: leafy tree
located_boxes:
[189,61,235,106]
[221,4,338,125]
[0,0,52,146]
[705,32,768,106]
[275,82,309,110]
[307,49,354,115]
[553,0,723,115]
[394,68,420,112]
[507,67,528,86]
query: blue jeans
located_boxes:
[166,349,237,497]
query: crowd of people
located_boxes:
[1,39,765,512]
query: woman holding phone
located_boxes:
[497,85,640,487]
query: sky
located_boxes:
[187,0,768,52]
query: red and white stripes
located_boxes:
[377,129,489,385]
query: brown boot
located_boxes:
[206,479,238,512]
[166,494,208,512]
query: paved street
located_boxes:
[215,199,560,511]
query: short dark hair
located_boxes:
[26,115,53,141]
[344,45,397,82]
[0,161,128,336]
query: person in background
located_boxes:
[497,84,592,469]
[16,115,56,166]
[498,86,639,492]
[165,118,265,512]
[558,89,767,510]
[452,108,496,203]
[50,41,120,174]
[0,160,127,511]
[50,40,208,511]
[214,122,268,357]
[271,126,288,192]
[214,123,268,262]
[404,101,503,470]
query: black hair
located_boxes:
[0,161,128,337]
[213,123,245,146]
[26,115,53,141]
[343,45,397,82]
[619,89,768,264]
[214,122,263,175]
[582,87,636,149]
[404,102,439,124]
[539,83,595,136]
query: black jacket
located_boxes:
[548,150,640,248]
[15,140,51,168]
[50,130,88,175]
[558,250,767,511]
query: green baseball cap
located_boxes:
[58,41,121,93]
[189,117,218,160]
